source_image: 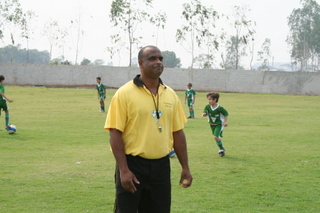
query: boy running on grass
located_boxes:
[201,92,229,157]
[0,75,13,130]
[96,77,106,113]
[185,83,196,118]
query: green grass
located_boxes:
[1,86,319,213]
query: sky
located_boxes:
[5,0,314,68]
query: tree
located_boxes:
[221,36,245,70]
[176,0,219,69]
[193,54,214,69]
[20,10,36,63]
[109,0,155,67]
[150,12,167,45]
[222,5,255,70]
[287,0,320,71]
[162,50,181,68]
[0,45,50,64]
[0,0,35,62]
[107,34,124,66]
[80,58,91,65]
[0,0,24,41]
[42,19,68,60]
[93,59,105,66]
[70,13,85,65]
[257,38,271,71]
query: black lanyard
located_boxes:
[144,84,160,119]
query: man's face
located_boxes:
[138,47,164,78]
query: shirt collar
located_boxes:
[133,74,165,87]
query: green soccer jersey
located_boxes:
[0,84,5,101]
[203,104,228,125]
[96,83,106,95]
[185,89,196,101]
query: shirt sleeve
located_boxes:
[220,106,229,116]
[203,105,208,113]
[104,90,127,131]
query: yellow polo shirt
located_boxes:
[105,77,186,159]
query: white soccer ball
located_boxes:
[7,124,17,134]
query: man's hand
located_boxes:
[120,170,140,193]
[179,170,193,188]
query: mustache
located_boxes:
[154,65,163,69]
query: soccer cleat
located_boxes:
[5,125,10,130]
[99,110,105,113]
[218,149,225,157]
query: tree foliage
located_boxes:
[221,36,245,70]
[176,0,219,69]
[150,12,167,46]
[221,5,255,70]
[257,38,271,71]
[42,19,68,60]
[162,50,181,68]
[0,0,34,44]
[80,58,91,65]
[287,0,320,71]
[42,19,67,60]
[109,0,162,67]
[93,59,105,66]
[193,54,214,69]
[0,45,50,64]
[70,14,85,65]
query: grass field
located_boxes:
[1,86,319,213]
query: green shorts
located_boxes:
[0,100,8,112]
[99,93,105,100]
[210,124,224,138]
[187,99,193,107]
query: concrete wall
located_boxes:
[1,63,319,95]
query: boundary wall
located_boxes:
[0,63,319,95]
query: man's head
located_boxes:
[187,83,192,89]
[138,46,164,79]
[96,77,101,83]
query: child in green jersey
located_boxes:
[96,77,106,113]
[185,83,196,118]
[0,75,13,130]
[201,92,229,157]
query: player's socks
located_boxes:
[5,114,9,126]
[216,140,224,150]
[102,106,105,111]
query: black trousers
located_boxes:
[114,155,171,213]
